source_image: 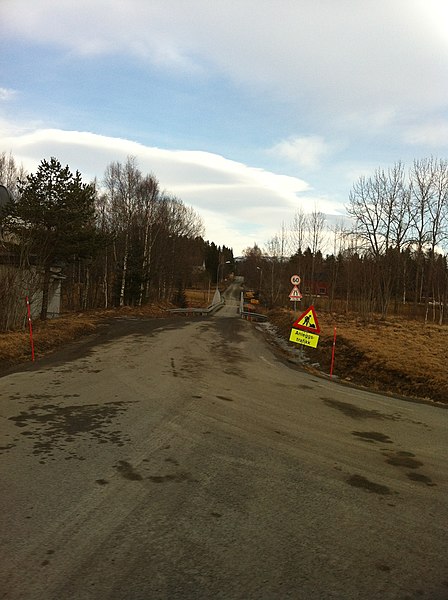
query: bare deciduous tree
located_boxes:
[104,156,143,306]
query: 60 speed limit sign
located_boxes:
[290,274,301,285]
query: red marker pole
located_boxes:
[330,326,337,379]
[25,296,35,362]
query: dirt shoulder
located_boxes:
[0,304,173,376]
[266,307,448,405]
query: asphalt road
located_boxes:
[1,282,447,600]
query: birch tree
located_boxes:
[137,173,161,305]
[307,208,326,300]
[104,156,142,306]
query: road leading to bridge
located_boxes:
[1,281,447,599]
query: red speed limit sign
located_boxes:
[290,274,301,285]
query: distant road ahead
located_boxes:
[1,281,447,599]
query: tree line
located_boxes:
[2,150,447,329]
[241,158,448,323]
[0,152,232,330]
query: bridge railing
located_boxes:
[167,300,225,317]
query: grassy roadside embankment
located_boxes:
[267,307,448,405]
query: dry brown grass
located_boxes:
[269,307,448,404]
[184,288,213,307]
[0,313,100,366]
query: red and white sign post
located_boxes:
[330,326,337,378]
[289,275,302,311]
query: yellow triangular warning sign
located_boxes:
[292,305,321,333]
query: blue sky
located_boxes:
[1,0,448,254]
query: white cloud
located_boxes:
[270,136,332,170]
[1,127,313,253]
[3,0,448,118]
[403,121,448,148]
[0,87,17,101]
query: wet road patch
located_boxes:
[114,460,143,481]
[148,472,196,483]
[322,398,400,421]
[213,317,245,344]
[347,474,392,495]
[223,367,246,378]
[216,395,233,402]
[406,472,436,486]
[0,443,16,454]
[170,358,178,377]
[180,356,206,377]
[382,450,436,486]
[9,401,133,461]
[352,431,393,443]
[383,451,423,469]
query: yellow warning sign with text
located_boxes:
[289,328,320,348]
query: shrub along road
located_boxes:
[1,282,447,599]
